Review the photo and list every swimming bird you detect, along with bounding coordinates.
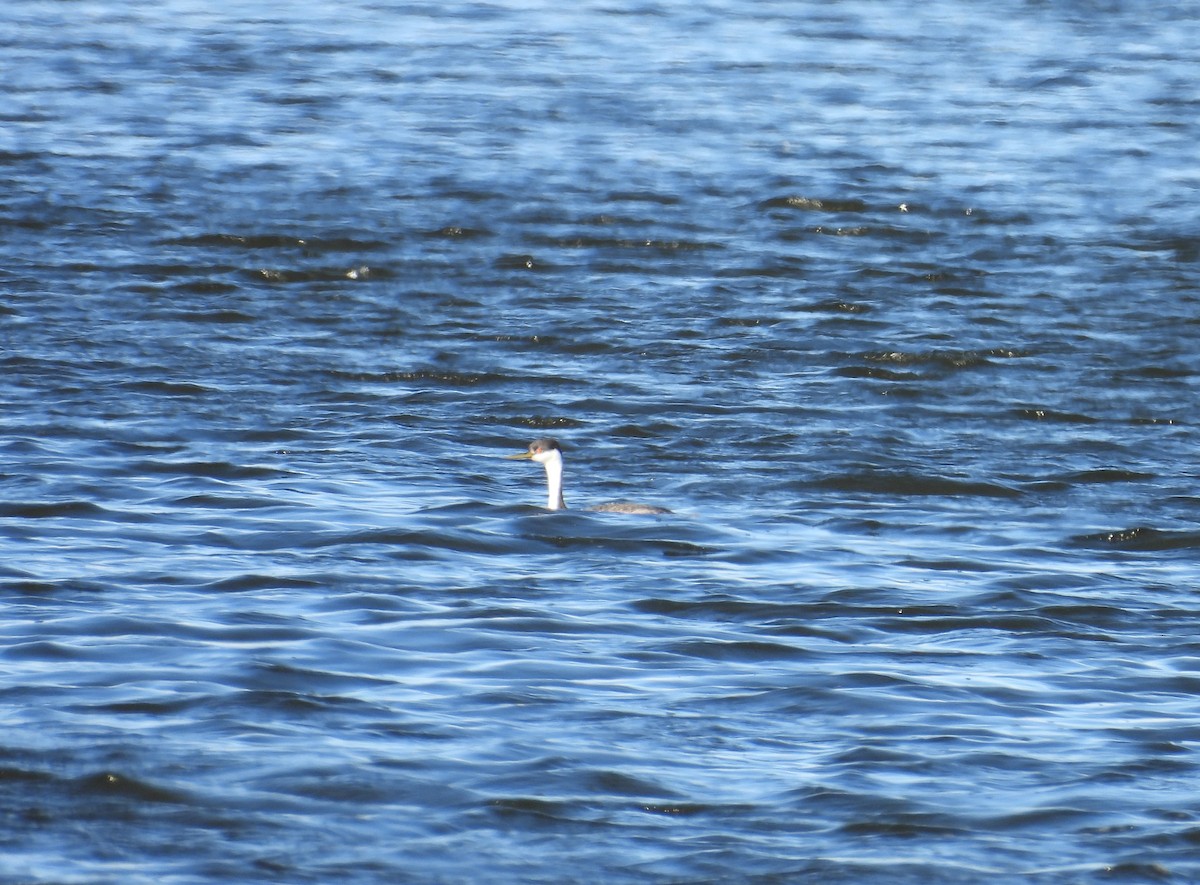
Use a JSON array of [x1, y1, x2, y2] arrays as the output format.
[[507, 437, 670, 514]]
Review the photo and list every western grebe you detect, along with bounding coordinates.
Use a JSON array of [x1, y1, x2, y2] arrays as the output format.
[[507, 438, 671, 514]]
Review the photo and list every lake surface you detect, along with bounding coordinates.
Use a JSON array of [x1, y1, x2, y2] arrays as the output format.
[[2, 1, 1199, 881]]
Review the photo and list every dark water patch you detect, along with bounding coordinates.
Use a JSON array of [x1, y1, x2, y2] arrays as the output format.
[[714, 314, 785, 328], [870, 611, 1116, 643], [77, 695, 209, 718], [1, 579, 109, 595], [1072, 526, 1200, 551], [0, 500, 111, 519], [581, 769, 682, 801], [529, 232, 722, 254], [329, 368, 510, 387], [840, 813, 967, 839], [521, 530, 716, 558], [1123, 234, 1200, 263], [712, 256, 807, 278], [494, 253, 557, 272], [834, 364, 922, 381], [815, 471, 1023, 499], [795, 224, 873, 238], [4, 640, 86, 661], [155, 309, 258, 324], [235, 660, 394, 697], [423, 224, 493, 239], [603, 190, 681, 205], [306, 527, 517, 556], [898, 557, 1005, 573], [249, 265, 384, 284], [6, 612, 317, 657], [631, 597, 855, 638], [100, 261, 226, 280], [251, 765, 445, 807], [795, 298, 873, 314], [1098, 861, 1176, 882], [215, 688, 376, 719], [861, 349, 1026, 371], [133, 459, 288, 481], [166, 233, 388, 252], [0, 150, 44, 164], [985, 805, 1103, 832], [434, 604, 607, 634], [663, 638, 813, 662], [1126, 364, 1195, 381], [1061, 468, 1155, 484], [168, 278, 242, 295], [173, 494, 286, 510], [0, 212, 54, 232], [698, 682, 845, 714], [1015, 407, 1100, 423], [74, 771, 193, 806], [480, 332, 597, 355], [201, 573, 326, 592], [1129, 415, 1185, 427], [119, 380, 217, 396], [484, 796, 589, 825], [604, 422, 679, 440], [759, 195, 869, 213]]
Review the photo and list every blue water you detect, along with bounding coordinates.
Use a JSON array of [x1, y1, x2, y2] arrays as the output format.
[[2, 1, 1199, 882]]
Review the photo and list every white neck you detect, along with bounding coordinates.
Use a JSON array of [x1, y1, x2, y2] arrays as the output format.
[[542, 449, 566, 510]]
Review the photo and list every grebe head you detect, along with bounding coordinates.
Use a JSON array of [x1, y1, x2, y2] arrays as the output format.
[[506, 437, 563, 465], [508, 438, 566, 510]]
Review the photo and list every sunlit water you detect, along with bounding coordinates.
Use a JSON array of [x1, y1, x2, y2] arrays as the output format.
[[2, 1, 1199, 882]]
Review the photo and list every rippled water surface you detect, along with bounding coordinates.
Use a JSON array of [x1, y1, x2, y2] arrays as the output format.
[[3, 1, 1199, 882]]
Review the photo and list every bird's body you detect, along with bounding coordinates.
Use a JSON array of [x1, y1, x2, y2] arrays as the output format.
[[590, 500, 670, 514], [507, 438, 670, 514]]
